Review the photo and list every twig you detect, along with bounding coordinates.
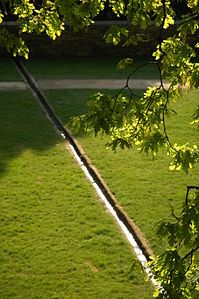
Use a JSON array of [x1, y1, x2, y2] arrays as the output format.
[[162, 90, 175, 151], [186, 185, 199, 205], [126, 61, 157, 85], [182, 246, 199, 262]]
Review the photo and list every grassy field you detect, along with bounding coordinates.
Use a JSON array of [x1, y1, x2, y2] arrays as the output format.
[[1, 57, 198, 297], [45, 88, 199, 255], [0, 91, 153, 298], [25, 56, 159, 80]]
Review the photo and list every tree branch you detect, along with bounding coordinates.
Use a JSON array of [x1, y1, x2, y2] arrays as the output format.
[[182, 246, 199, 262], [186, 185, 199, 206], [157, 0, 167, 58]]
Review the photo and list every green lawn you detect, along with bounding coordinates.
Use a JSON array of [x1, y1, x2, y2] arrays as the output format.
[[0, 91, 153, 298], [45, 88, 199, 255], [1, 57, 198, 297], [25, 56, 159, 80]]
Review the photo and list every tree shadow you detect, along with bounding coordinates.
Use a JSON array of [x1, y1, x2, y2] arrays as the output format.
[[0, 90, 61, 176], [45, 89, 94, 125]]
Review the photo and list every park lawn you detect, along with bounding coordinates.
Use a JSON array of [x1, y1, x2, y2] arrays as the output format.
[[25, 56, 159, 80], [0, 90, 153, 299], [45, 88, 199, 255]]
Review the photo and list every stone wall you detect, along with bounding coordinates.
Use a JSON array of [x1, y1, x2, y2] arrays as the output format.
[[24, 23, 158, 58], [1, 22, 164, 58]]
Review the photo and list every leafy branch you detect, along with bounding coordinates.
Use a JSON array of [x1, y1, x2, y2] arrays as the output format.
[[186, 186, 199, 205], [149, 189, 199, 299], [71, 0, 199, 173]]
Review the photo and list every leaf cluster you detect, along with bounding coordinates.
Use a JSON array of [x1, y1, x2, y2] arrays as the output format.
[[70, 1, 199, 173], [149, 190, 199, 299], [72, 80, 199, 172]]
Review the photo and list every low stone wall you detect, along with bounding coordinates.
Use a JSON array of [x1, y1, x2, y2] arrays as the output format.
[[1, 22, 164, 58], [24, 23, 158, 58]]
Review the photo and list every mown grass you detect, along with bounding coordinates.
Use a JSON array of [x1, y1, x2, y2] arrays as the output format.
[[46, 88, 199, 255], [0, 91, 153, 298], [25, 56, 159, 80]]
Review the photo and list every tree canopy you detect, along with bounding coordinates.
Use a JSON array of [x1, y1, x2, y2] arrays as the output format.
[[0, 1, 199, 298]]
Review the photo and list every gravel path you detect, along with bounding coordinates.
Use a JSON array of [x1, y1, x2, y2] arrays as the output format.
[[0, 79, 169, 91]]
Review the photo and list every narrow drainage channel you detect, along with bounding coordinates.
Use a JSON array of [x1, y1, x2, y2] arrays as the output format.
[[13, 56, 157, 287]]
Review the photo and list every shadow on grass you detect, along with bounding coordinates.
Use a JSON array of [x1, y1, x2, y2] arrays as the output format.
[[0, 57, 22, 81], [0, 90, 60, 175], [0, 88, 114, 177], [0, 88, 145, 175], [46, 89, 97, 125], [25, 56, 159, 80]]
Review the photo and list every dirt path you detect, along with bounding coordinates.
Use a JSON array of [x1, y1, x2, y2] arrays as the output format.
[[0, 79, 169, 91]]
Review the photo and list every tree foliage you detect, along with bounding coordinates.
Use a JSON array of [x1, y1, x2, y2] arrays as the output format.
[[0, 1, 199, 297], [149, 188, 199, 298], [71, 0, 199, 174]]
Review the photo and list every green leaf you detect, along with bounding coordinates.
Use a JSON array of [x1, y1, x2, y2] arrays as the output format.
[[0, 11, 3, 24], [117, 58, 134, 70], [104, 25, 129, 45]]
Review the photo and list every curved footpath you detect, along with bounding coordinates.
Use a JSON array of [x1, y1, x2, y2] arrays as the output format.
[[0, 79, 169, 90]]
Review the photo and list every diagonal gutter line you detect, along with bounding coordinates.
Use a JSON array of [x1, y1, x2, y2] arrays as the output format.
[[13, 56, 158, 287]]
